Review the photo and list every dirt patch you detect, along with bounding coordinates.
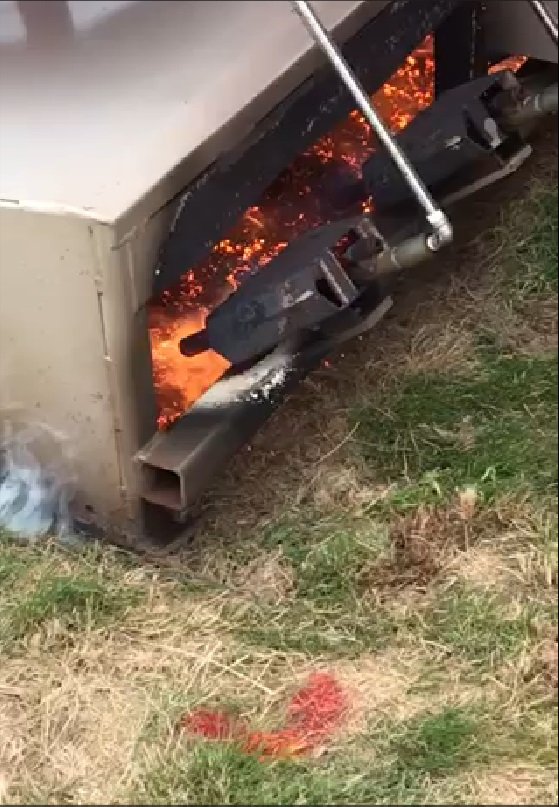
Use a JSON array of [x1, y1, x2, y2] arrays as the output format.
[[515, 631, 559, 694], [233, 551, 295, 604], [453, 537, 557, 597], [365, 507, 448, 590], [304, 464, 389, 514], [450, 545, 514, 589], [361, 489, 482, 593], [538, 637, 559, 691]]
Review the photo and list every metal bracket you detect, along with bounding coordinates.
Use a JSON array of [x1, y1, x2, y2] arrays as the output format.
[[179, 217, 367, 366], [138, 289, 393, 515]]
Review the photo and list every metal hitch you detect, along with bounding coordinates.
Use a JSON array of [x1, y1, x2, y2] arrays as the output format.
[[139, 290, 393, 516], [362, 68, 558, 213], [179, 217, 380, 367]]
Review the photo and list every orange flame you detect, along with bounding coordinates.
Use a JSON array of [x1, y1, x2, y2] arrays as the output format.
[[148, 40, 524, 429]]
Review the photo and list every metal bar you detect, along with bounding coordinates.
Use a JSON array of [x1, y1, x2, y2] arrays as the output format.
[[434, 2, 487, 97], [530, 0, 559, 43], [290, 0, 453, 250]]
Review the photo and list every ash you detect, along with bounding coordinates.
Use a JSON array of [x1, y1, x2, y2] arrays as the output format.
[[248, 366, 287, 402], [197, 349, 292, 409]]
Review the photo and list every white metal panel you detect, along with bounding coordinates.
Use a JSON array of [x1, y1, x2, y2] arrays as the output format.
[[0, 0, 383, 223]]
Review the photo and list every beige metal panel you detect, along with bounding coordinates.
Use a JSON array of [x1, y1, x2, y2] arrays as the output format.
[[482, 1, 558, 64], [86, 201, 193, 526], [0, 204, 126, 527], [0, 0, 385, 224], [90, 218, 161, 522]]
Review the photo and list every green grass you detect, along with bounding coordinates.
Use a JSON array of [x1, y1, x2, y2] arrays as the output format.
[[503, 183, 558, 297], [132, 683, 558, 805], [234, 596, 399, 657], [1, 575, 131, 644], [354, 353, 557, 503], [353, 176, 558, 509], [418, 583, 541, 665], [136, 742, 353, 806], [387, 707, 482, 778], [0, 540, 143, 652], [260, 516, 390, 604], [0, 540, 29, 586], [134, 705, 485, 806]]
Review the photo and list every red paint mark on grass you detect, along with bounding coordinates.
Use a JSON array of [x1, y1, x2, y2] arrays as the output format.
[[179, 709, 244, 740], [179, 672, 348, 759], [288, 672, 347, 738], [242, 727, 312, 758]]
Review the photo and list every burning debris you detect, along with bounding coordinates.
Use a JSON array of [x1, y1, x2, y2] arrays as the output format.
[[0, 414, 76, 543], [149, 39, 436, 429], [148, 39, 527, 430]]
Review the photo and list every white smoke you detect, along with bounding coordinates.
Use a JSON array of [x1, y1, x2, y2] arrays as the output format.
[[0, 410, 77, 543]]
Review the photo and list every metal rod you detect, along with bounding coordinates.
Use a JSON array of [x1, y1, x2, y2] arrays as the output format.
[[290, 0, 453, 249], [529, 0, 558, 43]]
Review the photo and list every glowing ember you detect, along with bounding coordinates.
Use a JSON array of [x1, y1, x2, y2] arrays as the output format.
[[148, 39, 524, 429], [148, 38, 434, 428], [180, 672, 348, 760]]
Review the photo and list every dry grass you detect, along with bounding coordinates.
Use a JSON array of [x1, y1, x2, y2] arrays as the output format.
[[474, 764, 558, 806], [0, 128, 557, 805], [430, 763, 558, 806], [0, 592, 305, 803]]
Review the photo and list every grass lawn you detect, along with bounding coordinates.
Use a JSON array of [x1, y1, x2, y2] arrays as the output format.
[[0, 130, 557, 805]]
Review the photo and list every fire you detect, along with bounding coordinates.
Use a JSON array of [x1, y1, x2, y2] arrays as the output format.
[[147, 307, 229, 421], [148, 39, 524, 429]]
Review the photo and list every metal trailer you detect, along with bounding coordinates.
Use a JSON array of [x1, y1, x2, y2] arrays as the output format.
[[0, 1, 557, 544]]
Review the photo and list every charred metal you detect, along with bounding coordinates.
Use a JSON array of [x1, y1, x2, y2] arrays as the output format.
[[139, 63, 557, 528]]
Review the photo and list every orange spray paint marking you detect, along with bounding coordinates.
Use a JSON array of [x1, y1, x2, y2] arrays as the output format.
[[180, 672, 348, 760], [242, 728, 312, 759]]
